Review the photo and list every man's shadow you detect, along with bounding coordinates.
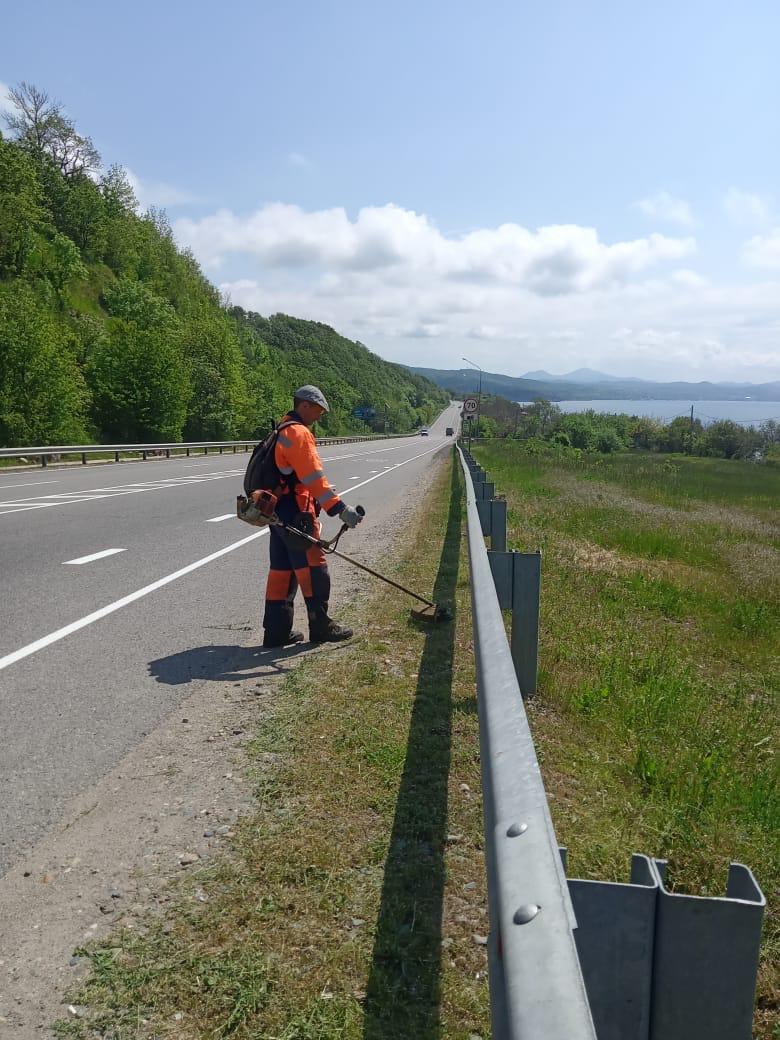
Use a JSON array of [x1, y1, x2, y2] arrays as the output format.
[[148, 640, 310, 685], [362, 460, 463, 1040]]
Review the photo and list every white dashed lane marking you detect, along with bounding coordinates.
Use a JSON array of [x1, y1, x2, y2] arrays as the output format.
[[206, 513, 235, 523], [63, 548, 127, 566]]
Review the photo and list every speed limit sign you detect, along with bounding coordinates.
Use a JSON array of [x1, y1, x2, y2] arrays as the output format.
[[463, 398, 478, 414]]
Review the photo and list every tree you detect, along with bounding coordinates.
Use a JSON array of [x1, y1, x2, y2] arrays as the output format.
[[180, 315, 250, 439], [0, 282, 88, 445], [59, 174, 108, 259], [46, 231, 88, 294], [86, 321, 190, 441], [4, 82, 101, 178], [100, 165, 140, 273], [0, 137, 46, 277], [102, 277, 177, 328]]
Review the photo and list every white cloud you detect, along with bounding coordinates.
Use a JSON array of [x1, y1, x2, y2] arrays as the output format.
[[288, 151, 310, 168], [125, 168, 199, 210], [635, 191, 694, 228], [175, 202, 694, 296], [215, 265, 780, 382], [723, 188, 772, 227], [671, 268, 708, 288], [171, 200, 780, 381], [741, 229, 780, 269]]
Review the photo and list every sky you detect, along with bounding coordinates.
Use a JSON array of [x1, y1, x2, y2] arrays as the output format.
[[3, 0, 780, 384]]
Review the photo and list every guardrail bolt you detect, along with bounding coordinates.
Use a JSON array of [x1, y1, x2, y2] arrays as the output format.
[[506, 822, 528, 837], [513, 904, 541, 924]]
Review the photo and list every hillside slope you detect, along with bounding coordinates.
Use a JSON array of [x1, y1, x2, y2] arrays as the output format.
[[0, 87, 446, 447]]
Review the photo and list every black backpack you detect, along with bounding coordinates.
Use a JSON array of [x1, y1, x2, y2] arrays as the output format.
[[243, 418, 301, 497]]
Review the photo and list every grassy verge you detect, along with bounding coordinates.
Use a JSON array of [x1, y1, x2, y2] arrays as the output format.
[[55, 452, 491, 1039], [474, 442, 779, 1037]]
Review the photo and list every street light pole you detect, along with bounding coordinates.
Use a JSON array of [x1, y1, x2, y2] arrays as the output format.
[[462, 356, 483, 439]]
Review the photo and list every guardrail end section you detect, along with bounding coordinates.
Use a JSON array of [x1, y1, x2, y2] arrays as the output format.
[[648, 859, 765, 1040]]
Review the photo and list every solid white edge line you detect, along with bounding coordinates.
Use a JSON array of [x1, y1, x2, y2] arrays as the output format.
[[205, 513, 235, 523], [0, 436, 450, 672], [63, 548, 127, 566], [0, 529, 269, 672]]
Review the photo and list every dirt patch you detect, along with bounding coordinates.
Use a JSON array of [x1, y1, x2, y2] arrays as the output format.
[[0, 460, 439, 1037], [557, 533, 700, 585], [551, 473, 780, 538]]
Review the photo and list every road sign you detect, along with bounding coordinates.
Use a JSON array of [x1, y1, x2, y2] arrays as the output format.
[[463, 398, 478, 414]]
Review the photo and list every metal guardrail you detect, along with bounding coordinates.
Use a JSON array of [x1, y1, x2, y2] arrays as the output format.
[[0, 432, 416, 468], [458, 444, 597, 1039], [459, 444, 766, 1040]]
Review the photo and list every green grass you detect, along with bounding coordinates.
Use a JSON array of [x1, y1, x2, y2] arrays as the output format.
[[476, 441, 779, 1036], [556, 449, 780, 512]]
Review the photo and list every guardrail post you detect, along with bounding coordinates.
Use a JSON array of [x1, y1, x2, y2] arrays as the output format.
[[142, 450, 147, 461], [166, 448, 170, 459], [491, 499, 507, 552], [476, 499, 491, 536], [204, 446, 208, 455], [81, 453, 87, 465], [562, 851, 658, 1040], [186, 447, 190, 456], [40, 455, 47, 468], [511, 551, 541, 698], [114, 451, 119, 462]]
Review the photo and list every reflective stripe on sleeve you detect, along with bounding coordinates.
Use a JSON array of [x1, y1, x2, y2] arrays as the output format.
[[317, 488, 338, 506], [279, 465, 294, 475], [278, 432, 294, 447], [300, 469, 324, 486]]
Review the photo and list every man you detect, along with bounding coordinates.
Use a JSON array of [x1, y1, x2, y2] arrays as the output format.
[[256, 385, 363, 647]]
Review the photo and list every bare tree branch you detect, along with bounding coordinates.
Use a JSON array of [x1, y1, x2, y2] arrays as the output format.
[[4, 81, 101, 177]]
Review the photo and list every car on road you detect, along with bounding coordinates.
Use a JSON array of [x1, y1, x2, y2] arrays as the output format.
[[419, 427, 429, 436], [445, 427, 454, 436]]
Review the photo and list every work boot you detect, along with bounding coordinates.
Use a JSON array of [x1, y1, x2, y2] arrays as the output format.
[[309, 620, 353, 643], [262, 630, 304, 648]]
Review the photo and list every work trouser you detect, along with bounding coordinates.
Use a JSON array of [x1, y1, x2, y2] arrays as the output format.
[[263, 491, 331, 640]]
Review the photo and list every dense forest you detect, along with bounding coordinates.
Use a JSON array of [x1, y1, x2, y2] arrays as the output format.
[[469, 394, 780, 461], [0, 83, 447, 448]]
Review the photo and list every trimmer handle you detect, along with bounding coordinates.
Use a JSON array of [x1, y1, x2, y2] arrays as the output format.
[[330, 505, 366, 548]]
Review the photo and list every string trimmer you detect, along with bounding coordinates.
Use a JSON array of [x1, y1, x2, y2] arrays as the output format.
[[237, 492, 451, 623]]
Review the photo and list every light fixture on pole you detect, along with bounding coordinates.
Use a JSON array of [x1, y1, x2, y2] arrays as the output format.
[[462, 356, 483, 438]]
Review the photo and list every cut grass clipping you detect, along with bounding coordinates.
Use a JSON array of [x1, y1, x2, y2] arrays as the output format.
[[474, 442, 779, 1039], [55, 453, 491, 1039]]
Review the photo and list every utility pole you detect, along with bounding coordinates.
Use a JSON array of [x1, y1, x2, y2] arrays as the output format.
[[690, 404, 694, 430], [462, 356, 483, 438]]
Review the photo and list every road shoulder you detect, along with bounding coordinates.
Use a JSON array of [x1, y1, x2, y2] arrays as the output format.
[[0, 450, 450, 1037]]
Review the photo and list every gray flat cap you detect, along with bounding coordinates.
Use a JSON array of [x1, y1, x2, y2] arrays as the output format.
[[294, 384, 330, 412]]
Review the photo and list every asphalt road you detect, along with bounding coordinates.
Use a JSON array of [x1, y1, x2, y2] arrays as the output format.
[[0, 404, 461, 875]]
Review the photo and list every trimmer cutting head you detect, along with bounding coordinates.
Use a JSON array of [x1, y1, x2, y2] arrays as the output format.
[[410, 603, 453, 624]]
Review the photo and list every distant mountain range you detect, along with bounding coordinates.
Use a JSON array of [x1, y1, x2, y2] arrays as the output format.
[[407, 367, 780, 402]]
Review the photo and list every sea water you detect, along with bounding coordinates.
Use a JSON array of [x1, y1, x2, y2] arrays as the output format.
[[536, 400, 780, 426]]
